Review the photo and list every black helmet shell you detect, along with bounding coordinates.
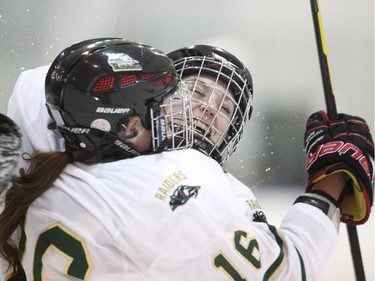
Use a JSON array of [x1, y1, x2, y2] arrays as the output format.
[[46, 38, 178, 157]]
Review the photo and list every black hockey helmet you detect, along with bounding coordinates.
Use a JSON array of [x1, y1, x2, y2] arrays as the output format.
[[167, 45, 253, 163], [45, 38, 179, 158]]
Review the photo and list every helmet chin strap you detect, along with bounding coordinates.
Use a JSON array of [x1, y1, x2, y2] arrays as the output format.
[[153, 137, 171, 153], [191, 136, 222, 163], [88, 128, 141, 157]]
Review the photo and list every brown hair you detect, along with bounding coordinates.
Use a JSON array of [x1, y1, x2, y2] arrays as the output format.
[[0, 150, 104, 277]]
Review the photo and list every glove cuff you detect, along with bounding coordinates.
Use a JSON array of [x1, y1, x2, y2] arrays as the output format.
[[294, 191, 340, 231]]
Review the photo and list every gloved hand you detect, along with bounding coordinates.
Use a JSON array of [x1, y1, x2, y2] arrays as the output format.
[[0, 113, 22, 188], [304, 110, 374, 225]]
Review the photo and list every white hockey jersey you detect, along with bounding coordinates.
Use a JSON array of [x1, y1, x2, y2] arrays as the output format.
[[2, 149, 337, 281]]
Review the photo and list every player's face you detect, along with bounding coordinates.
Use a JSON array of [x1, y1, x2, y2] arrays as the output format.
[[183, 73, 235, 147]]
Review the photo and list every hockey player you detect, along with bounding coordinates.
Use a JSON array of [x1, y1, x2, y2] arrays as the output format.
[[0, 39, 373, 281], [0, 38, 185, 280], [169, 45, 373, 224]]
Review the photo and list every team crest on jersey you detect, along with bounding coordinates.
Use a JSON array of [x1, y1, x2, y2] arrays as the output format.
[[253, 210, 267, 223], [169, 185, 201, 211], [107, 53, 142, 72]]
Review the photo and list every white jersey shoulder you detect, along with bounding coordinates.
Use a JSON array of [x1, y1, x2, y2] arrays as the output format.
[[7, 65, 64, 171]]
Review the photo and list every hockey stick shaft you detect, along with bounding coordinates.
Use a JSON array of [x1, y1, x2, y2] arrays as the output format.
[[309, 1, 366, 281], [309, 0, 337, 120], [347, 225, 366, 281]]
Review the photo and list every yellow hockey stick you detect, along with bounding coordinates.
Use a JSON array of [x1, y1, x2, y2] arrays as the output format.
[[309, 1, 366, 280]]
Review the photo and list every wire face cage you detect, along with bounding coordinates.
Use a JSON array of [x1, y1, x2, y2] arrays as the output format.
[[167, 57, 251, 163], [153, 56, 252, 163], [152, 82, 194, 153]]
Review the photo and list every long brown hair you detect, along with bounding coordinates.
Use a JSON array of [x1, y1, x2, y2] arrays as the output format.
[[0, 150, 104, 277]]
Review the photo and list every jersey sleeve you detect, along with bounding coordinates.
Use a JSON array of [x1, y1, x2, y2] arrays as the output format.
[[279, 202, 338, 280]]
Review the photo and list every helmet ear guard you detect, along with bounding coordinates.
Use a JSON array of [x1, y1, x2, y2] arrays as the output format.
[[167, 45, 253, 163]]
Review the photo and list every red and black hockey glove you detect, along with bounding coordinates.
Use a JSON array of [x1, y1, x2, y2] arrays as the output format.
[[304, 111, 374, 225]]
